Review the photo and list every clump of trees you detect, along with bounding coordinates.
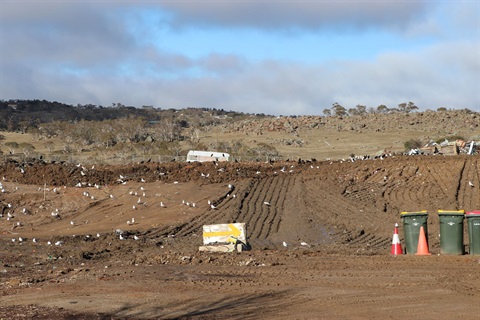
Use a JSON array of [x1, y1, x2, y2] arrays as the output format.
[[323, 102, 419, 117]]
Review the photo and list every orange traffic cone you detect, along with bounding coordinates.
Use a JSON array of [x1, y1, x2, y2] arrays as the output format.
[[391, 223, 403, 255], [416, 226, 431, 255]]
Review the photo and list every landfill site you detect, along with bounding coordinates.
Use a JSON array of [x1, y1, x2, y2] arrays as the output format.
[[1, 154, 480, 319]]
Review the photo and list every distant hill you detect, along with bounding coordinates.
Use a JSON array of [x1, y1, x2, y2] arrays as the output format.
[[1, 99, 479, 162]]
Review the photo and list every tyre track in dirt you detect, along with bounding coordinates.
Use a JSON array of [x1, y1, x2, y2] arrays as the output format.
[[257, 174, 292, 239], [234, 175, 292, 248], [457, 158, 480, 211]]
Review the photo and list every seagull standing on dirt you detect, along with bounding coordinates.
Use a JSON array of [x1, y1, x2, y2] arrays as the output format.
[[210, 204, 217, 210], [469, 181, 474, 188], [283, 241, 288, 247], [160, 202, 166, 208], [263, 201, 271, 206]]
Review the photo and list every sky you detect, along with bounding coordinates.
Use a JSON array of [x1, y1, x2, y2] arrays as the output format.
[[0, 1, 479, 116]]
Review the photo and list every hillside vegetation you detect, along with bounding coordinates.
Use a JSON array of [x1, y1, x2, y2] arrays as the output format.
[[1, 100, 479, 163]]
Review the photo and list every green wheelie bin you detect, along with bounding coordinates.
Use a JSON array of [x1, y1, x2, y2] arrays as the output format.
[[438, 210, 465, 255], [400, 211, 429, 254], [466, 211, 480, 255]]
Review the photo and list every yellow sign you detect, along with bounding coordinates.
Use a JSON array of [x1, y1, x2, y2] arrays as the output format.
[[202, 223, 246, 245]]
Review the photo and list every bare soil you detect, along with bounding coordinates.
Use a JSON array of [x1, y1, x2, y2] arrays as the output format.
[[1, 156, 480, 319]]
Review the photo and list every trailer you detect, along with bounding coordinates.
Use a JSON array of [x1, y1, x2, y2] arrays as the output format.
[[186, 150, 230, 162]]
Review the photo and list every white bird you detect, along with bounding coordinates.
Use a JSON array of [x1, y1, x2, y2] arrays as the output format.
[[228, 184, 233, 189], [263, 201, 271, 206], [47, 241, 52, 245], [160, 202, 166, 208], [300, 242, 309, 246], [55, 241, 63, 246], [80, 171, 86, 176], [469, 181, 474, 187], [11, 238, 15, 242], [283, 241, 288, 247], [129, 190, 134, 195], [32, 238, 37, 243], [134, 235, 139, 240], [207, 200, 211, 205], [119, 175, 125, 180], [140, 186, 145, 191], [70, 221, 75, 226], [141, 178, 145, 183], [192, 203, 196, 208], [137, 197, 142, 204], [119, 234, 125, 240], [91, 196, 95, 200], [210, 204, 217, 210], [110, 194, 114, 198], [132, 205, 137, 210], [22, 208, 27, 214], [18, 237, 23, 242], [96, 233, 100, 238]]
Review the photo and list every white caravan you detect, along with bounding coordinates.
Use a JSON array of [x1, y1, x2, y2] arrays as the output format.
[[186, 150, 230, 162]]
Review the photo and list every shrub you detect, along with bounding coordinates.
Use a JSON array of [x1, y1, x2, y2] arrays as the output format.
[[404, 139, 422, 150], [435, 135, 466, 144]]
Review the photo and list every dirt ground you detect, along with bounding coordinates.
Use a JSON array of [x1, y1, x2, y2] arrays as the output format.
[[1, 155, 480, 319]]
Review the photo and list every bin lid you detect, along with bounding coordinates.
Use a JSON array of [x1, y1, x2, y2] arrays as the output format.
[[466, 210, 480, 217], [438, 210, 465, 216], [400, 210, 428, 216]]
